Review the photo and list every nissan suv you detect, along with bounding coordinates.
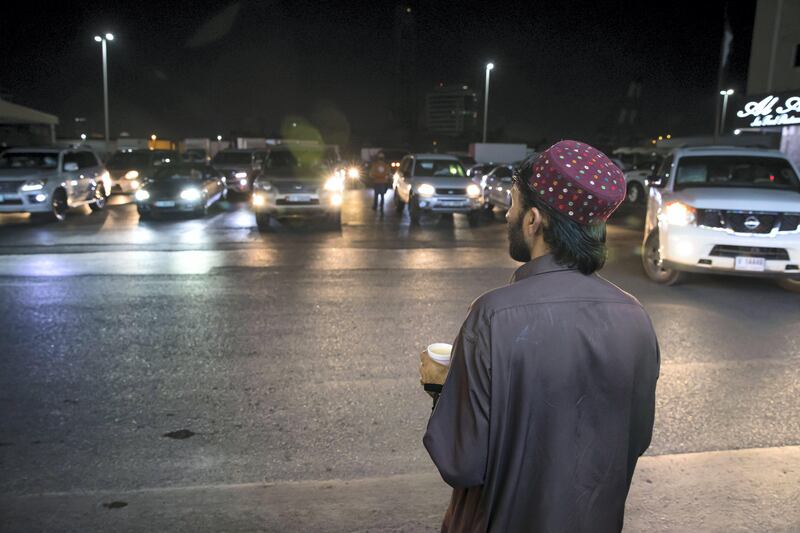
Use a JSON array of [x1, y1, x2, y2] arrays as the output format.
[[641, 146, 800, 292], [0, 147, 109, 222], [392, 154, 483, 225]]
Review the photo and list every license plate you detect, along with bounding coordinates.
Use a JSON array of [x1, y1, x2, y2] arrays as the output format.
[[735, 256, 766, 272], [155, 200, 175, 207], [440, 201, 464, 207], [286, 195, 311, 203]]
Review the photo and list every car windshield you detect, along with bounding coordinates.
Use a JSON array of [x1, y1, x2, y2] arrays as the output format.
[[107, 152, 151, 169], [263, 149, 326, 175], [212, 152, 252, 165], [414, 160, 465, 177], [0, 152, 59, 169], [152, 166, 208, 180], [674, 156, 800, 191]]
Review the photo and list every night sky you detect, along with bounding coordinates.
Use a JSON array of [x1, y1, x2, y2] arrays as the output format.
[[1, 0, 756, 149]]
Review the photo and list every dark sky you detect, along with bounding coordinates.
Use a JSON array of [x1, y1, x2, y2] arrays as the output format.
[[1, 0, 756, 148]]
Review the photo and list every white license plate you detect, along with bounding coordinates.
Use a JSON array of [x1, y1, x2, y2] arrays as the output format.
[[286, 195, 311, 203], [735, 256, 766, 272], [155, 200, 175, 207]]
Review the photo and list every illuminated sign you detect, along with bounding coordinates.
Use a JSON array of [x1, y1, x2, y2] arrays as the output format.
[[736, 94, 800, 127]]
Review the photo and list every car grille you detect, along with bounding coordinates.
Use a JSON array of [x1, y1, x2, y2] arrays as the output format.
[[276, 198, 320, 206], [709, 245, 790, 261], [0, 181, 23, 194], [696, 209, 800, 233], [0, 198, 23, 205], [435, 188, 467, 195]]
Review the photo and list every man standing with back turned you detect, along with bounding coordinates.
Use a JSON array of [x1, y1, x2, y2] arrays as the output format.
[[420, 140, 659, 532]]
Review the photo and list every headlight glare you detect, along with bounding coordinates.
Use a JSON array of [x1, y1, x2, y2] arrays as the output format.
[[324, 175, 345, 192], [663, 202, 696, 226], [417, 183, 435, 196], [180, 188, 202, 201], [467, 184, 481, 198], [134, 189, 150, 202], [347, 167, 360, 179], [21, 180, 45, 192], [125, 170, 139, 180]]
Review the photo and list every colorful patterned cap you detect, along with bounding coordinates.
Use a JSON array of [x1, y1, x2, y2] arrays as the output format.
[[520, 140, 625, 224]]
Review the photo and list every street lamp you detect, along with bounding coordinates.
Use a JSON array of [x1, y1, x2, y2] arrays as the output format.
[[93, 33, 114, 146], [719, 89, 734, 137], [483, 62, 494, 143]]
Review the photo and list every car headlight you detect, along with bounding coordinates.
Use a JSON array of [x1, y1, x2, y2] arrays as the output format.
[[662, 201, 696, 226], [131, 180, 140, 190], [235, 172, 248, 179], [180, 188, 202, 201], [417, 183, 435, 196], [134, 189, 150, 202], [125, 170, 139, 180], [347, 166, 360, 179], [20, 179, 46, 192], [467, 184, 481, 198], [252, 192, 267, 207], [324, 175, 345, 192]]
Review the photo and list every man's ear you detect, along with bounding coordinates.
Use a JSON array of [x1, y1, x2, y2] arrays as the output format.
[[525, 206, 544, 237]]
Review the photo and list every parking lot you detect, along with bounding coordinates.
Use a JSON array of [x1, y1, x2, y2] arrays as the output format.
[[0, 189, 798, 531]]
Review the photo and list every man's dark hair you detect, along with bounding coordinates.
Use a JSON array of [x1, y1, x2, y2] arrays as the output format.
[[517, 179, 608, 275]]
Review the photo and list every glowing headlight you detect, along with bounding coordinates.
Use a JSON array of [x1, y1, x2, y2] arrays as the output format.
[[347, 167, 360, 179], [131, 180, 140, 190], [180, 188, 202, 201], [467, 184, 481, 198], [134, 189, 150, 202], [35, 193, 47, 202], [324, 175, 345, 192], [417, 183, 435, 196], [125, 170, 139, 180], [331, 193, 343, 207], [239, 178, 248, 187], [252, 193, 267, 207], [662, 202, 696, 226], [235, 172, 248, 179], [20, 180, 45, 192]]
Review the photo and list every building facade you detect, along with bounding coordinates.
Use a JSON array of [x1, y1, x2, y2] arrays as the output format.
[[424, 84, 479, 138]]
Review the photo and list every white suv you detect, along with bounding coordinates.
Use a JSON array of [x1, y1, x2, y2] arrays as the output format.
[[642, 146, 800, 292]]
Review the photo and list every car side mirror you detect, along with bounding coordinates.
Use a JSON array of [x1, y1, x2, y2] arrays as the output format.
[[63, 162, 79, 172], [645, 175, 664, 188]]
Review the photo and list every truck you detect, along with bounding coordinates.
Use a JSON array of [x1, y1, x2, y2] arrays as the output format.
[[469, 143, 528, 164]]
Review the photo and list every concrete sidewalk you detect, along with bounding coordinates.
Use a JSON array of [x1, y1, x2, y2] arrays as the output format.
[[2, 446, 798, 532]]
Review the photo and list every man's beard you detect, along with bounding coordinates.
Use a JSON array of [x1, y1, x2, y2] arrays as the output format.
[[508, 215, 532, 263]]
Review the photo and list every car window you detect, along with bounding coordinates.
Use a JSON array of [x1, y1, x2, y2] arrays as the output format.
[[212, 152, 253, 165], [413, 160, 465, 177], [0, 152, 59, 169], [62, 152, 78, 170], [152, 166, 206, 180], [494, 166, 513, 178], [107, 152, 151, 169], [76, 152, 98, 169], [674, 156, 800, 191]]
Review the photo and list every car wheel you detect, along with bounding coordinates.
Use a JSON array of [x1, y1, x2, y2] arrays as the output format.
[[641, 231, 683, 285], [329, 211, 342, 229], [255, 212, 272, 232], [47, 189, 68, 222], [409, 195, 421, 225], [776, 277, 800, 293], [467, 210, 481, 227], [394, 188, 405, 214], [89, 185, 106, 212], [484, 194, 494, 212], [137, 207, 151, 220], [627, 182, 645, 204]]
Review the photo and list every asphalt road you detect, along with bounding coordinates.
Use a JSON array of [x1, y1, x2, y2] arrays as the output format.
[[0, 189, 798, 530]]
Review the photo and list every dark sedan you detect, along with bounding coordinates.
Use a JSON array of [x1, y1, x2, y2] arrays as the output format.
[[134, 164, 226, 219]]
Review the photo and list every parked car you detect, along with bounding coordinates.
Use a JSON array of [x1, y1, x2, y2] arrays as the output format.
[[641, 146, 800, 292], [466, 162, 496, 182], [482, 165, 515, 212], [106, 149, 178, 193], [251, 145, 344, 231], [182, 148, 209, 163], [618, 156, 661, 204], [211, 149, 267, 195], [0, 147, 108, 221], [392, 154, 483, 225], [134, 163, 226, 219]]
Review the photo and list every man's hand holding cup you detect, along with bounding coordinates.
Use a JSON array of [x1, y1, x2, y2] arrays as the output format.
[[420, 343, 452, 403]]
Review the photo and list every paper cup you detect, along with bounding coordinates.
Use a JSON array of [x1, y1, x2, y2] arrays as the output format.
[[427, 343, 453, 367]]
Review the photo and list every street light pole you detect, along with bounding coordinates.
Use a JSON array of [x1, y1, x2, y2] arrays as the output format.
[[94, 33, 114, 147], [719, 89, 734, 138], [483, 62, 494, 143]]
